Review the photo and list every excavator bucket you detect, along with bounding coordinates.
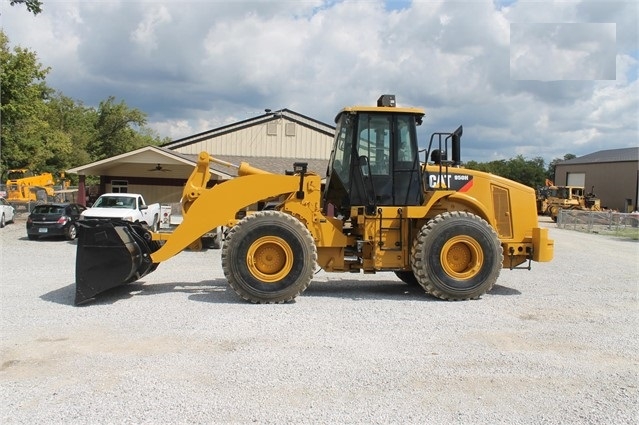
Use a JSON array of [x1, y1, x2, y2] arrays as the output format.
[[74, 220, 159, 305]]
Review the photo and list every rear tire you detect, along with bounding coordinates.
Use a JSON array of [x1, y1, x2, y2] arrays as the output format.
[[411, 211, 502, 300], [222, 211, 317, 303], [65, 224, 78, 240]]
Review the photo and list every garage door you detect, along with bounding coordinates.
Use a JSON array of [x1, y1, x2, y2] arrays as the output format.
[[567, 172, 585, 187]]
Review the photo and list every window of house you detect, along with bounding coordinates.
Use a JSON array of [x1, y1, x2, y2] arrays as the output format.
[[111, 180, 128, 193], [285, 122, 296, 137]]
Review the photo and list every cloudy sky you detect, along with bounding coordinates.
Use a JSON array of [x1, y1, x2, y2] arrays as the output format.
[[2, 0, 637, 164]]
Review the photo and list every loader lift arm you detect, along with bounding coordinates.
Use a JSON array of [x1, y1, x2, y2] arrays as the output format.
[[153, 151, 310, 262]]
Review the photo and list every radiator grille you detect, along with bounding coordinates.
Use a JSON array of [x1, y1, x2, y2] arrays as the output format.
[[492, 185, 512, 238]]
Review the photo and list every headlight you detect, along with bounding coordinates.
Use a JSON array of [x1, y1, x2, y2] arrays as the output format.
[[122, 216, 133, 222]]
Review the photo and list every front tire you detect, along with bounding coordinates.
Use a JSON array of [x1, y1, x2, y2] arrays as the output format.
[[411, 211, 502, 300], [0, 213, 5, 228], [222, 211, 317, 303]]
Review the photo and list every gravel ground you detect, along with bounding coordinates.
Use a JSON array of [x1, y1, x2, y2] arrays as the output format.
[[1, 215, 637, 424]]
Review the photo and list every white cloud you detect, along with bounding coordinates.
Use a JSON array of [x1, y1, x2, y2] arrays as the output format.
[[131, 5, 172, 54], [1, 0, 637, 165]]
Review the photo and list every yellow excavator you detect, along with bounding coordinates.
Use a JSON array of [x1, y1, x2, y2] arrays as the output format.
[[75, 95, 554, 304]]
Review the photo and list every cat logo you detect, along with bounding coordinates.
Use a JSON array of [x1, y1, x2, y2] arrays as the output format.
[[429, 175, 451, 188], [428, 173, 474, 191]]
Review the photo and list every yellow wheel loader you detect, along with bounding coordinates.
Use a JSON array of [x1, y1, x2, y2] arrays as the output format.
[[75, 95, 554, 305]]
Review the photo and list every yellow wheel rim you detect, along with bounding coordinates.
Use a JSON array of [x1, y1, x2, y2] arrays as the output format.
[[246, 236, 293, 283], [440, 236, 484, 280]]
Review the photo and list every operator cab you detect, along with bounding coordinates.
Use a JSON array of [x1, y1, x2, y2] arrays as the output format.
[[323, 95, 425, 216]]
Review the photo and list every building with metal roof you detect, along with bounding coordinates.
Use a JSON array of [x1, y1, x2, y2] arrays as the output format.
[[554, 147, 638, 212]]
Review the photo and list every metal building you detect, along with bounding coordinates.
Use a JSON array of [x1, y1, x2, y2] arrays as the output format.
[[165, 109, 334, 159], [554, 147, 639, 212]]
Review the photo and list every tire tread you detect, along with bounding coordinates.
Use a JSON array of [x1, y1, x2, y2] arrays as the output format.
[[411, 211, 502, 301]]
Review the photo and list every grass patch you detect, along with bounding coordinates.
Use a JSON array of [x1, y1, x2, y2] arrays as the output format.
[[597, 227, 639, 240]]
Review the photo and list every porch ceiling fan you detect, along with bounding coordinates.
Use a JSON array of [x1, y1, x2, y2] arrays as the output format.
[[148, 163, 171, 172]]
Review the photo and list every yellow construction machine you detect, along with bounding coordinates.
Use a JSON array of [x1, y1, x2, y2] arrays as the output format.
[[5, 169, 56, 204], [538, 180, 602, 222], [4, 169, 70, 208], [75, 95, 554, 304]]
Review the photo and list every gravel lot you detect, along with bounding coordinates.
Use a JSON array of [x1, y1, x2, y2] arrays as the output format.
[[1, 215, 637, 424]]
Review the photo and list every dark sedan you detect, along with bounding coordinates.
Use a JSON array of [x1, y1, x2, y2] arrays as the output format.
[[26, 203, 87, 240]]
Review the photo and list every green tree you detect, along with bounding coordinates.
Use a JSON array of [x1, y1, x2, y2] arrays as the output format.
[[87, 96, 163, 160], [465, 155, 547, 188], [0, 31, 52, 174], [8, 0, 43, 15], [43, 93, 96, 172], [506, 155, 546, 189]]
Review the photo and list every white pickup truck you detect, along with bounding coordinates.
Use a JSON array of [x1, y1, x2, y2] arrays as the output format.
[[81, 193, 161, 230]]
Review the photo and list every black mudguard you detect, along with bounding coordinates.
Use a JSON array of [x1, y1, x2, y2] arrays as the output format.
[[75, 220, 160, 305]]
